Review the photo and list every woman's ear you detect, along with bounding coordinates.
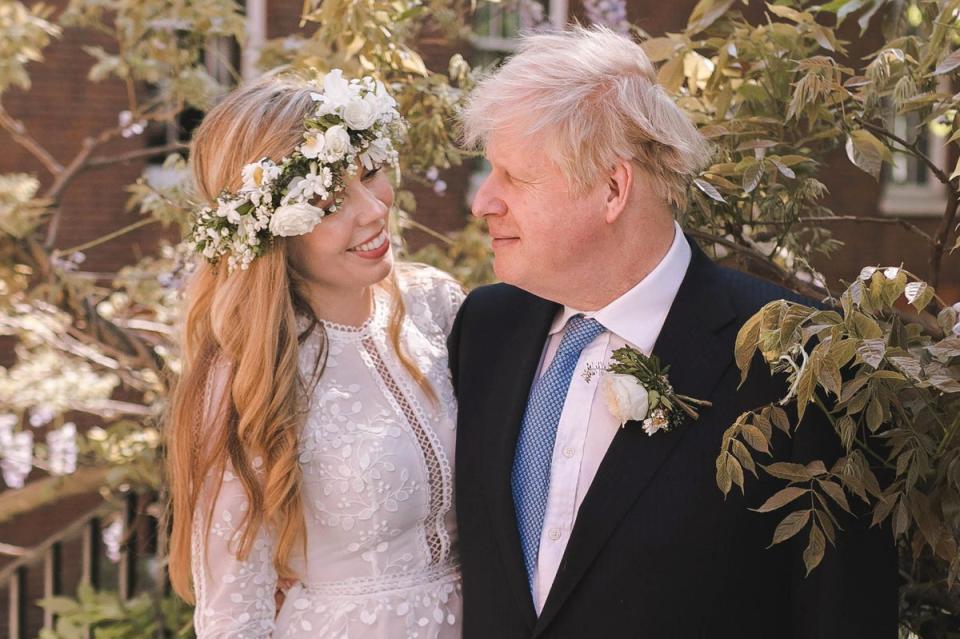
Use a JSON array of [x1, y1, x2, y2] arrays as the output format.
[[604, 159, 633, 224]]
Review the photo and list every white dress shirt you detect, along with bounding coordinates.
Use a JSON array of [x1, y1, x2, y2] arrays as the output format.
[[530, 222, 692, 613]]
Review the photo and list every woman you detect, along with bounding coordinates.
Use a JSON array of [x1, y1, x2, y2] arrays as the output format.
[[165, 70, 464, 638]]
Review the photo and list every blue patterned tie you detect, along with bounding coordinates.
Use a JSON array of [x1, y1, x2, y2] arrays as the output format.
[[511, 314, 605, 589]]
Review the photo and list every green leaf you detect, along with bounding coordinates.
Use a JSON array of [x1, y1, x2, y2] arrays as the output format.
[[687, 0, 737, 33], [803, 523, 826, 575], [836, 415, 856, 450], [694, 177, 726, 203], [741, 159, 764, 194], [770, 158, 796, 179], [866, 396, 884, 431], [828, 338, 858, 369], [641, 37, 679, 62], [934, 49, 960, 75], [904, 281, 934, 312], [658, 56, 685, 94], [771, 509, 812, 546], [752, 486, 809, 512], [845, 129, 892, 180], [857, 338, 886, 369], [815, 354, 842, 398]]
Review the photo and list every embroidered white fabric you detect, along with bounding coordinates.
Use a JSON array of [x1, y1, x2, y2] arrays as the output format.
[[191, 266, 465, 638]]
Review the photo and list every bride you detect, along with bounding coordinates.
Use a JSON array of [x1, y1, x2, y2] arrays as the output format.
[[165, 70, 464, 638]]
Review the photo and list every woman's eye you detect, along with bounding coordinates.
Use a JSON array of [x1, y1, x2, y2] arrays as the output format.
[[362, 166, 381, 181]]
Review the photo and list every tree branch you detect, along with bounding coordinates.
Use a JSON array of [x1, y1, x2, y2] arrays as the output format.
[[763, 215, 933, 243], [86, 142, 188, 169], [0, 104, 63, 175], [929, 186, 959, 290], [685, 229, 833, 302], [858, 119, 952, 186]]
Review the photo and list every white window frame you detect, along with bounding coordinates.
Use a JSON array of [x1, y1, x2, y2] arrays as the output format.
[[879, 77, 951, 218]]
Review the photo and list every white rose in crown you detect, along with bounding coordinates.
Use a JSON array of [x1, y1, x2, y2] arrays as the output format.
[[601, 372, 650, 427], [343, 95, 379, 130], [323, 125, 352, 161], [269, 202, 325, 237]]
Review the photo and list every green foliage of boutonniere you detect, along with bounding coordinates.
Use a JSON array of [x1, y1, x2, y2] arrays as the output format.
[[586, 346, 712, 435]]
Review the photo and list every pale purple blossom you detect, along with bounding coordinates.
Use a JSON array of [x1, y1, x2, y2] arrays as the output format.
[[583, 0, 630, 35], [1, 429, 33, 488], [47, 422, 78, 476]]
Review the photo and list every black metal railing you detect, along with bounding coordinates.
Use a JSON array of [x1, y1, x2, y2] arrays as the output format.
[[0, 493, 142, 639]]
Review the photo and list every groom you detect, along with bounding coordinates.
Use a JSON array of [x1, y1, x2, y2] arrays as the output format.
[[448, 26, 898, 638]]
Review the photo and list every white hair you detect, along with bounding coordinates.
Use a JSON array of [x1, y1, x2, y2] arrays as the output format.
[[461, 25, 710, 210]]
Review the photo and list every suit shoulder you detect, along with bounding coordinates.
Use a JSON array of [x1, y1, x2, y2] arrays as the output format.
[[462, 282, 532, 314], [710, 262, 820, 317]]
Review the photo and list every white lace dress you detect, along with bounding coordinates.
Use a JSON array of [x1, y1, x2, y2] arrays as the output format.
[[191, 267, 465, 638]]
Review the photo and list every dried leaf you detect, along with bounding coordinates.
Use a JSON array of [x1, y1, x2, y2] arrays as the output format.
[[769, 406, 791, 433], [771, 509, 812, 546], [866, 396, 884, 432], [731, 439, 757, 477], [818, 479, 852, 514], [803, 524, 826, 575], [764, 462, 813, 482], [716, 451, 733, 495], [753, 486, 809, 512], [735, 312, 762, 384], [741, 424, 770, 454]]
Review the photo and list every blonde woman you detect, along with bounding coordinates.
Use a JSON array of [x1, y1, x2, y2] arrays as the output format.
[[165, 71, 464, 638]]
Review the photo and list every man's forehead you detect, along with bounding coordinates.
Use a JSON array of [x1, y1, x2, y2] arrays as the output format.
[[486, 129, 547, 168]]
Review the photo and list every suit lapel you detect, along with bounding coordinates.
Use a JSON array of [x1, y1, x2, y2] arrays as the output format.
[[482, 291, 560, 625], [533, 241, 738, 635]]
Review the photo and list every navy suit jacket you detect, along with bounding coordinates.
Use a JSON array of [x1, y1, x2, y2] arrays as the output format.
[[448, 238, 898, 638]]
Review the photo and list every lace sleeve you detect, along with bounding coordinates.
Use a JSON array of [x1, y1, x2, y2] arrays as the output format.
[[405, 265, 465, 337], [191, 361, 278, 638]]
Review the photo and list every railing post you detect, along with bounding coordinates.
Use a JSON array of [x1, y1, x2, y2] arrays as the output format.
[[81, 517, 101, 588], [43, 541, 63, 629], [118, 493, 136, 600], [8, 566, 26, 639]]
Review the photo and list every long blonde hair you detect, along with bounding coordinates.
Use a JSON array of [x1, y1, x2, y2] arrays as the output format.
[[165, 74, 432, 603]]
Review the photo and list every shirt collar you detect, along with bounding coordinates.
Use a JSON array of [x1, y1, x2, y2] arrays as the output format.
[[549, 221, 692, 350]]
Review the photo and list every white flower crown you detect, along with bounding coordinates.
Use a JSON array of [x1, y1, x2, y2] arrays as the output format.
[[190, 69, 403, 272]]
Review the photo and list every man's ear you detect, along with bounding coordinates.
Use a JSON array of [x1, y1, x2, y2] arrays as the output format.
[[604, 159, 633, 224]]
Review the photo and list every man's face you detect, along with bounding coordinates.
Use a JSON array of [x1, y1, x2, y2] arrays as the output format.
[[471, 129, 607, 299]]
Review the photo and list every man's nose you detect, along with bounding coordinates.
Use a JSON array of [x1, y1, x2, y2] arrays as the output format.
[[471, 176, 507, 218]]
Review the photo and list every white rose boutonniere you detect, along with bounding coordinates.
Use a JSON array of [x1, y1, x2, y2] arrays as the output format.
[[269, 202, 325, 237], [601, 373, 650, 426], [588, 346, 712, 435]]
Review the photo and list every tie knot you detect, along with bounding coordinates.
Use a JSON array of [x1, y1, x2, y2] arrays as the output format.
[[556, 315, 604, 358]]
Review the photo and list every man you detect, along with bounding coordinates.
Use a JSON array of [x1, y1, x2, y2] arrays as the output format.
[[448, 26, 898, 638]]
